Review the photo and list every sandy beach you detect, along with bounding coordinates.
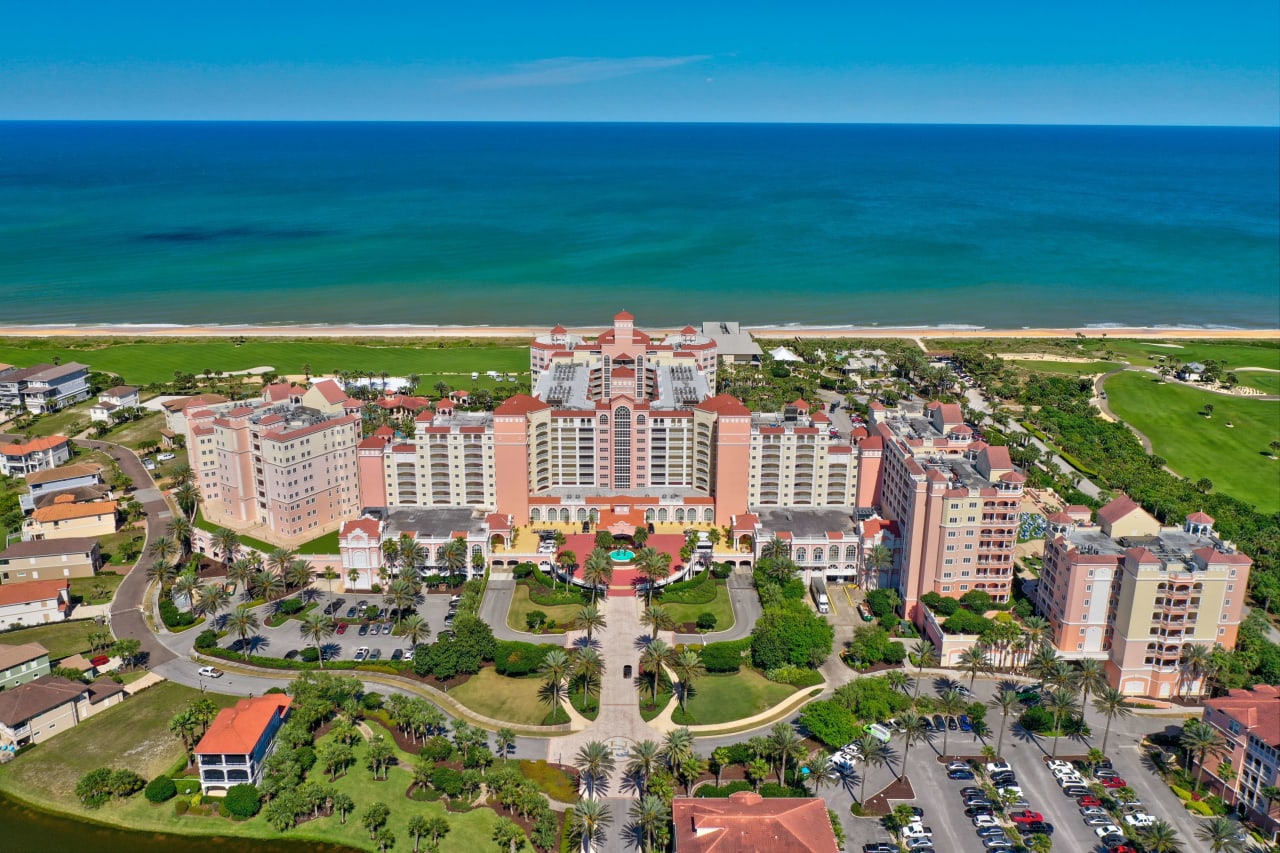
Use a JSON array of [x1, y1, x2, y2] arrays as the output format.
[[0, 324, 1275, 341]]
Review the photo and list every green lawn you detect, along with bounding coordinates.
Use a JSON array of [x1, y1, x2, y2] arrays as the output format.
[[100, 412, 167, 450], [22, 401, 96, 438], [1011, 359, 1121, 376], [68, 571, 125, 605], [505, 582, 578, 633], [298, 529, 341, 554], [673, 668, 798, 726], [0, 684, 515, 852], [659, 580, 735, 632], [1105, 371, 1280, 513], [97, 529, 146, 566], [193, 509, 274, 553], [1091, 339, 1280, 373], [1235, 371, 1280, 395], [0, 619, 102, 660], [448, 666, 560, 726], [0, 338, 530, 386]]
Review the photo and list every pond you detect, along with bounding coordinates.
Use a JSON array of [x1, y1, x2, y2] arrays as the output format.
[[0, 793, 357, 853]]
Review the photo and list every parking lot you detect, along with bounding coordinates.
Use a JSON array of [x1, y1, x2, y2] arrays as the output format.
[[220, 589, 456, 663]]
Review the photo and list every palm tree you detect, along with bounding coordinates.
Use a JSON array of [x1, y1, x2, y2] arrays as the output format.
[[670, 649, 706, 714], [957, 646, 990, 690], [210, 527, 241, 566], [856, 734, 890, 803], [147, 535, 179, 577], [937, 689, 967, 756], [768, 722, 805, 786], [1021, 615, 1050, 654], [193, 583, 231, 621], [864, 542, 893, 589], [990, 690, 1020, 758], [266, 546, 296, 578], [629, 795, 666, 853], [626, 740, 662, 795], [574, 647, 605, 709], [635, 549, 670, 605], [660, 728, 695, 776], [442, 537, 469, 577], [641, 605, 676, 640], [1025, 645, 1060, 682], [1091, 687, 1132, 756], [399, 614, 430, 647], [1074, 657, 1106, 726], [911, 640, 937, 699], [225, 604, 260, 661], [760, 535, 791, 561], [1141, 819, 1183, 853], [299, 612, 336, 668], [572, 604, 607, 641], [1195, 817, 1246, 853], [172, 572, 200, 609], [885, 669, 910, 695], [1179, 642, 1212, 701], [383, 578, 419, 625], [167, 516, 194, 559], [145, 558, 179, 591], [1042, 688, 1079, 759], [284, 558, 314, 592], [639, 640, 673, 706], [1045, 660, 1077, 692], [573, 741, 616, 799], [580, 550, 612, 603], [538, 649, 571, 719], [172, 482, 200, 519], [226, 556, 256, 592], [895, 711, 929, 780], [569, 799, 612, 853], [1181, 718, 1229, 789], [253, 569, 285, 603]]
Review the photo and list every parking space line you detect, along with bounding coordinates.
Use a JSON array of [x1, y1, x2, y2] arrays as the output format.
[[843, 584, 856, 607]]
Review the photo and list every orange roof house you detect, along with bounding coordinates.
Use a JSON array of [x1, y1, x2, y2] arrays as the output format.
[[194, 695, 293, 792], [672, 791, 838, 853]]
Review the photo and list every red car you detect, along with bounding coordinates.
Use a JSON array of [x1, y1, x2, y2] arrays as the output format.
[[1077, 796, 1103, 807], [1010, 810, 1044, 824], [336, 622, 348, 635], [1108, 846, 1138, 853], [1102, 778, 1128, 789]]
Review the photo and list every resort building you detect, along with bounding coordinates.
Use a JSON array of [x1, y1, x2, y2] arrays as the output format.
[[0, 579, 71, 629], [160, 393, 229, 435], [0, 537, 103, 583], [856, 400, 1023, 618], [671, 791, 839, 853], [194, 695, 293, 793], [0, 362, 91, 414], [339, 507, 500, 589], [184, 383, 361, 542], [0, 674, 125, 747], [1035, 500, 1252, 698], [0, 642, 51, 691], [18, 462, 105, 513], [1200, 684, 1280, 839], [0, 435, 72, 477], [89, 384, 140, 422], [22, 498, 118, 541]]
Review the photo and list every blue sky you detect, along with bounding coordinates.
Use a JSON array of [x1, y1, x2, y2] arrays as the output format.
[[3, 1, 1277, 124]]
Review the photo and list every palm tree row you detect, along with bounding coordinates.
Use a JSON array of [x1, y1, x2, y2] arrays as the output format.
[[539, 647, 608, 720]]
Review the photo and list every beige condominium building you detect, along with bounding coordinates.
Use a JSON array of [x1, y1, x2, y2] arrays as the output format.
[[1037, 497, 1252, 699]]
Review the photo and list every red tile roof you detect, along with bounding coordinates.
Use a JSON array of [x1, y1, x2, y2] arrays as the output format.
[[1097, 495, 1141, 525], [614, 309, 635, 321], [672, 792, 838, 853], [341, 518, 381, 538], [551, 324, 567, 334], [2, 435, 69, 457], [195, 695, 293, 755], [494, 395, 550, 417], [310, 379, 348, 404], [1206, 684, 1280, 748], [1186, 511, 1215, 524], [0, 578, 68, 608], [696, 394, 750, 417]]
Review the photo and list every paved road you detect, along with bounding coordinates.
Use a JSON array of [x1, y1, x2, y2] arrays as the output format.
[[674, 569, 760, 644]]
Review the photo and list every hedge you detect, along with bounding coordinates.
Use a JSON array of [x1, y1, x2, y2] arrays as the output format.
[[659, 571, 716, 605], [144, 775, 177, 804], [494, 641, 555, 676], [696, 781, 753, 798], [526, 571, 588, 606], [1185, 798, 1215, 816], [159, 599, 198, 629], [700, 638, 751, 672], [224, 784, 261, 818]]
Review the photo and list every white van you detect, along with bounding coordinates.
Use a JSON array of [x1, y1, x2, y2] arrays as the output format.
[[866, 723, 893, 743]]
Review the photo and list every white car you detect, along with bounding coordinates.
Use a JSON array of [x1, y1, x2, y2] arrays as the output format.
[[1056, 774, 1086, 787], [1046, 759, 1072, 772], [997, 786, 1023, 799], [1124, 813, 1156, 828], [1095, 825, 1124, 840], [972, 815, 998, 828], [157, 452, 176, 461], [197, 666, 223, 678], [901, 822, 932, 839], [985, 762, 1012, 774]]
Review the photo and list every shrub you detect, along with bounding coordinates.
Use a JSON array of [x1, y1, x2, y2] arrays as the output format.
[[695, 781, 753, 798], [881, 642, 907, 665], [696, 612, 717, 631], [362, 692, 384, 711], [659, 571, 716, 605], [959, 590, 993, 612], [865, 588, 898, 619], [1185, 798, 1215, 816], [419, 736, 456, 762], [277, 598, 305, 615], [799, 699, 859, 749], [525, 610, 549, 631], [941, 609, 993, 635], [159, 599, 197, 629], [495, 641, 554, 676], [711, 563, 732, 579], [174, 799, 190, 815], [700, 639, 750, 672], [432, 766, 463, 797], [294, 744, 317, 772], [193, 629, 218, 650], [224, 784, 261, 818], [144, 776, 177, 804], [300, 647, 320, 663], [920, 592, 960, 616], [766, 665, 824, 687], [751, 606, 834, 670], [1019, 706, 1053, 733], [513, 563, 536, 579], [759, 782, 808, 797]]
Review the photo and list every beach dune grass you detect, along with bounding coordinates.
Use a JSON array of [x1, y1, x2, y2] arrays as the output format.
[[0, 338, 529, 387], [1104, 371, 1280, 513]]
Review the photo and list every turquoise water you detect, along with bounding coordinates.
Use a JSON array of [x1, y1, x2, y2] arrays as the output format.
[[609, 549, 636, 562], [0, 122, 1276, 328]]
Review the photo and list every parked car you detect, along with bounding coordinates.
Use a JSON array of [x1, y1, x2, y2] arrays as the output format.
[[945, 716, 958, 730], [1009, 810, 1043, 824], [985, 761, 1013, 774], [1078, 795, 1103, 808], [1062, 785, 1090, 797], [990, 772, 1017, 785], [1095, 769, 1121, 780], [945, 761, 969, 772], [1023, 822, 1053, 836], [862, 845, 897, 853], [922, 717, 935, 732], [905, 839, 934, 851], [932, 715, 946, 730], [972, 815, 999, 828], [336, 622, 348, 635], [976, 826, 1006, 839], [368, 648, 382, 661], [1085, 815, 1115, 826], [982, 840, 1012, 851], [345, 606, 358, 618], [157, 452, 176, 461], [1046, 759, 1072, 772], [353, 647, 370, 662], [900, 823, 932, 839], [1122, 814, 1155, 828], [948, 769, 975, 780], [358, 623, 370, 636], [1102, 777, 1129, 789], [964, 806, 994, 818], [958, 714, 972, 731], [954, 684, 972, 697], [960, 787, 984, 798], [390, 649, 403, 661], [1095, 825, 1124, 841], [197, 666, 222, 678], [143, 458, 156, 470]]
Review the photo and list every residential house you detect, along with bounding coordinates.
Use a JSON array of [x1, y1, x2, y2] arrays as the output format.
[[89, 385, 140, 422], [0, 362, 91, 414], [195, 695, 293, 793], [18, 462, 105, 512], [1201, 684, 1280, 839], [671, 791, 839, 853], [0, 579, 71, 629], [0, 642, 51, 690], [0, 435, 72, 477], [23, 499, 118, 542], [0, 537, 103, 583], [1178, 362, 1207, 382], [0, 674, 126, 746]]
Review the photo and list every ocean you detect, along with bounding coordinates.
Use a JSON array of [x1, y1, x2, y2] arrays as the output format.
[[0, 122, 1276, 329]]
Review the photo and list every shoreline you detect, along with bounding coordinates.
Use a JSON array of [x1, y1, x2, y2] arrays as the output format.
[[1, 323, 1277, 341]]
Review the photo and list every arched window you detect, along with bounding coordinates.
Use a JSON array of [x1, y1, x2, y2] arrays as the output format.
[[645, 509, 655, 522], [845, 545, 857, 560], [813, 547, 824, 562], [796, 547, 807, 562], [577, 508, 588, 522], [530, 508, 541, 522], [704, 508, 714, 522], [658, 508, 668, 522], [675, 508, 685, 522], [589, 509, 599, 523], [599, 414, 609, 426], [560, 508, 571, 522]]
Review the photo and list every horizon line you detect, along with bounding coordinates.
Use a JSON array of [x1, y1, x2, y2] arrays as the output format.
[[0, 118, 1276, 129]]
